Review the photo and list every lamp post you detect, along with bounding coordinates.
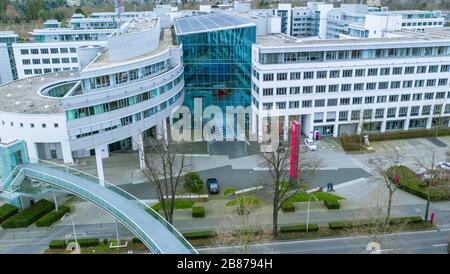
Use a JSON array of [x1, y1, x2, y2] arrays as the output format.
[[306, 194, 318, 232], [62, 213, 79, 252]]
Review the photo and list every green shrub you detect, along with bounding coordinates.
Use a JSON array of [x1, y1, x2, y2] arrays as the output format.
[[389, 216, 424, 225], [324, 199, 340, 210], [1, 199, 54, 229], [281, 202, 295, 212], [183, 172, 204, 193], [103, 239, 108, 245], [223, 187, 237, 196], [68, 238, 99, 247], [280, 224, 319, 233], [0, 203, 19, 223], [183, 230, 217, 240], [151, 199, 195, 211], [49, 240, 66, 249], [328, 221, 348, 230], [35, 205, 70, 227], [132, 237, 143, 244], [192, 206, 205, 218], [329, 216, 424, 230]]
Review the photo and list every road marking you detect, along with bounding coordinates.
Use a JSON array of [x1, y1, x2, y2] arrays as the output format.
[[432, 243, 448, 247]]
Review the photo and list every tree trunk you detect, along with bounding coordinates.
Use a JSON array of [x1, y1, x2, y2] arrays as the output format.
[[385, 191, 393, 226], [424, 190, 431, 222], [272, 188, 279, 238]]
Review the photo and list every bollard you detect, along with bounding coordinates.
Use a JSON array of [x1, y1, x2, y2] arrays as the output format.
[[430, 212, 435, 224]]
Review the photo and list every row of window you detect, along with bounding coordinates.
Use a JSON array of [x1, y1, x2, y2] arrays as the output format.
[[255, 64, 450, 81], [20, 47, 76, 55], [23, 67, 77, 75], [22, 57, 77, 65], [69, 90, 183, 140], [401, 21, 443, 27], [67, 74, 183, 120], [256, 90, 450, 109], [0, 120, 58, 129], [84, 61, 166, 90], [255, 79, 449, 95]]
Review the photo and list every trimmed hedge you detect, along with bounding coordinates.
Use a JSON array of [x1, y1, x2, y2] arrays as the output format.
[[280, 224, 319, 233], [0, 203, 19, 223], [35, 206, 70, 227], [68, 238, 99, 247], [329, 216, 424, 230], [324, 199, 340, 210], [49, 240, 66, 249], [281, 202, 295, 213], [192, 206, 205, 218], [1, 199, 54, 229], [183, 230, 217, 240]]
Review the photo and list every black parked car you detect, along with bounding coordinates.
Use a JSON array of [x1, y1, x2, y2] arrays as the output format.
[[206, 178, 220, 194]]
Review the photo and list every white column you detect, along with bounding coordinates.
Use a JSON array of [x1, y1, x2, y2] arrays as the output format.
[[135, 133, 145, 170], [426, 117, 433, 129], [257, 114, 264, 142], [95, 146, 105, 187], [26, 143, 39, 163], [333, 124, 339, 138], [403, 118, 410, 130], [251, 110, 257, 135], [380, 120, 386, 133], [283, 115, 289, 141], [156, 122, 163, 140], [162, 118, 168, 143]]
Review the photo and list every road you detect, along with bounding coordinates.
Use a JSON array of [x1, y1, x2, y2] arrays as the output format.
[[198, 229, 450, 254]]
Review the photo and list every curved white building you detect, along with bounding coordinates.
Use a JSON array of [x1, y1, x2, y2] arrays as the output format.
[[0, 18, 184, 180]]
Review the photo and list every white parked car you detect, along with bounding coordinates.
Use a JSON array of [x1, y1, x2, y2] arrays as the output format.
[[304, 138, 317, 151], [437, 162, 450, 170]]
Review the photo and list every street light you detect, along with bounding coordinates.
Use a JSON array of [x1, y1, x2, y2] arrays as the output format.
[[61, 212, 79, 252], [306, 194, 318, 232]]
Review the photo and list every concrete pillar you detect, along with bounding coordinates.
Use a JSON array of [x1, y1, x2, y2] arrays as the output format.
[[162, 118, 168, 143], [133, 133, 145, 170], [251, 110, 257, 135], [26, 143, 39, 163], [61, 142, 74, 164], [403, 118, 410, 130], [156, 121, 163, 140], [302, 114, 313, 139], [380, 120, 386, 133], [95, 146, 106, 187], [426, 117, 433, 129], [283, 115, 289, 141], [257, 114, 264, 142], [333, 124, 339, 138]]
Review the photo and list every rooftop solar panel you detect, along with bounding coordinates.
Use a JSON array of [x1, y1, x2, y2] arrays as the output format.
[[174, 13, 253, 35]]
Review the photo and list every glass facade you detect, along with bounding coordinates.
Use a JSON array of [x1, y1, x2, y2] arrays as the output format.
[[177, 26, 256, 112]]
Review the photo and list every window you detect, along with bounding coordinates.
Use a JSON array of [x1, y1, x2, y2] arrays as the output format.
[[404, 66, 415, 74], [61, 58, 70, 64], [42, 58, 50, 64], [377, 96, 387, 103], [340, 98, 350, 105], [410, 106, 420, 116], [277, 73, 287, 81], [427, 79, 436, 87], [60, 48, 68, 54], [445, 104, 450, 114], [42, 124, 46, 128], [40, 48, 49, 54], [375, 108, 384, 118], [441, 65, 450, 72], [399, 107, 408, 117], [354, 83, 364, 91], [387, 108, 396, 118], [70, 47, 76, 53], [390, 81, 400, 89], [289, 101, 299, 108], [54, 123, 59, 128], [90, 75, 110, 89], [343, 69, 353, 77], [262, 103, 273, 110], [276, 87, 287, 95], [30, 49, 38, 54], [327, 98, 338, 106], [339, 111, 348, 121], [129, 69, 138, 81], [363, 109, 373, 119], [341, 84, 351, 92], [30, 123, 34, 128], [303, 71, 314, 79], [115, 72, 128, 84], [422, 105, 431, 115], [351, 110, 360, 120], [315, 99, 325, 107], [276, 102, 286, 109], [24, 69, 32, 75], [416, 66, 427, 73], [366, 83, 376, 90], [401, 94, 411, 101], [365, 96, 374, 104], [290, 86, 300, 94], [380, 68, 390, 75], [438, 79, 448, 86], [429, 65, 439, 73], [434, 104, 442, 115], [20, 49, 29, 55], [403, 80, 413, 88], [352, 97, 362, 105], [43, 68, 51, 73], [355, 69, 365, 77], [414, 80, 424, 87], [263, 73, 273, 81], [317, 71, 327, 79], [22, 59, 30, 65], [263, 88, 273, 96], [34, 69, 42, 74], [378, 82, 389, 89], [52, 58, 60, 64], [50, 48, 58, 54], [329, 70, 340, 78], [328, 85, 338, 92], [393, 67, 402, 75], [424, 92, 434, 100], [368, 68, 378, 76], [436, 92, 445, 99], [316, 85, 326, 93], [32, 59, 40, 65], [302, 100, 312, 108], [303, 86, 313, 94], [71, 57, 77, 63], [413, 93, 422, 101], [290, 72, 301, 80]]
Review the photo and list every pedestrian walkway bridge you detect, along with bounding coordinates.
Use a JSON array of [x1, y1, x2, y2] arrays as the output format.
[[0, 160, 197, 254]]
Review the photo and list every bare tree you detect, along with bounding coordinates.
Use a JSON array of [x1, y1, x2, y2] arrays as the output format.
[[260, 143, 321, 238], [137, 125, 191, 224], [371, 152, 401, 226]]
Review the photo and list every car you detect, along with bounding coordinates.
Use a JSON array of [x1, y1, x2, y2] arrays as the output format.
[[437, 162, 450, 170], [206, 178, 220, 194], [304, 138, 317, 151]]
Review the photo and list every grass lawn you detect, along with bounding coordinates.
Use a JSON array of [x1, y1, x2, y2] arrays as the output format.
[[388, 165, 449, 201], [225, 196, 261, 207], [286, 191, 344, 203], [150, 199, 195, 211]]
